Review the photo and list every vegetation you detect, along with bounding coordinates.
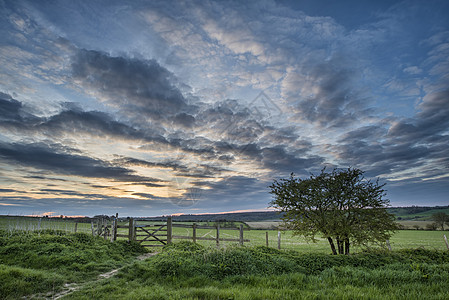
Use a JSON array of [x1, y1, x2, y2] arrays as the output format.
[[0, 229, 147, 299], [389, 206, 449, 221], [431, 212, 449, 231], [65, 242, 449, 299], [269, 168, 399, 254], [1, 224, 448, 299]]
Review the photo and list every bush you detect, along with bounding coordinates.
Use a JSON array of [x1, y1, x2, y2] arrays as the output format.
[[0, 231, 147, 277], [0, 265, 64, 299]]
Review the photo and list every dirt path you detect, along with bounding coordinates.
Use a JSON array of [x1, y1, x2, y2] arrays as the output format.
[[28, 252, 159, 300]]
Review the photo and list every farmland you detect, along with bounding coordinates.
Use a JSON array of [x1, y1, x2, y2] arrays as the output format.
[[2, 216, 448, 251], [1, 215, 449, 299]]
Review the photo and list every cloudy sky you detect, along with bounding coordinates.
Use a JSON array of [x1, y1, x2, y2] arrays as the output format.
[[1, 0, 448, 217]]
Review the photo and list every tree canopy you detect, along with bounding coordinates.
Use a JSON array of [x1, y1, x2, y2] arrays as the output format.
[[431, 212, 449, 231], [269, 168, 399, 255]]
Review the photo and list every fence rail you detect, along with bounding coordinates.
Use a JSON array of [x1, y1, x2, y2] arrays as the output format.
[[107, 216, 251, 247]]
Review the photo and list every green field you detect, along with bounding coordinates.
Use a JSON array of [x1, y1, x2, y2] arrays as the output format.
[[0, 216, 94, 234], [388, 206, 449, 221], [1, 222, 449, 299], [2, 216, 449, 252], [53, 242, 449, 299]]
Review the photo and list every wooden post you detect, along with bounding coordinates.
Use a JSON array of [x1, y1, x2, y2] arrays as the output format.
[[386, 239, 392, 251], [167, 216, 172, 244], [277, 231, 281, 250], [216, 224, 220, 247], [444, 235, 449, 250], [38, 218, 42, 230], [266, 232, 269, 247], [74, 222, 78, 233], [91, 221, 94, 236], [192, 223, 197, 243], [239, 224, 244, 246], [103, 219, 108, 240], [112, 213, 118, 241], [128, 218, 134, 241], [96, 219, 100, 236]]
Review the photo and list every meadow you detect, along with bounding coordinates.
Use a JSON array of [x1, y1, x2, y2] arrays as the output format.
[[1, 216, 449, 299], [1, 216, 449, 251]]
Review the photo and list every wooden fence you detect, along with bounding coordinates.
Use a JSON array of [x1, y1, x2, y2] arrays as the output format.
[[103, 216, 250, 247]]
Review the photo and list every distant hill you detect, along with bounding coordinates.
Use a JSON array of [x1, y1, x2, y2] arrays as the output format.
[[139, 211, 284, 222], [388, 205, 449, 221], [139, 206, 449, 222]]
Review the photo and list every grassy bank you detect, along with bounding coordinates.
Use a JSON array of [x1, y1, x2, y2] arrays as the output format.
[[66, 242, 449, 299], [0, 230, 147, 299], [1, 229, 449, 299]]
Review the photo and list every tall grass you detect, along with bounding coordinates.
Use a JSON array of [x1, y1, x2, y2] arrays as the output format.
[[65, 242, 449, 299], [0, 229, 147, 299]]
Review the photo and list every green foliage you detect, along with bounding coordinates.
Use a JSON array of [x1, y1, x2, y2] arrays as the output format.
[[388, 206, 449, 221], [269, 168, 399, 254], [0, 230, 147, 298], [0, 231, 146, 278], [65, 243, 449, 300], [0, 264, 64, 299], [431, 212, 449, 230], [115, 241, 449, 281]]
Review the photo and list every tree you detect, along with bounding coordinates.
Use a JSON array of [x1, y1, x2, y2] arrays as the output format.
[[269, 168, 399, 255], [431, 212, 448, 231]]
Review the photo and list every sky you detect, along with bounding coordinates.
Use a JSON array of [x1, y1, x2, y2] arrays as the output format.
[[0, 0, 448, 217]]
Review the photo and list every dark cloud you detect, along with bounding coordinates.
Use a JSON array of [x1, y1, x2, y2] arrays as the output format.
[[38, 188, 109, 198], [118, 157, 189, 172], [388, 88, 449, 143], [335, 85, 449, 179], [24, 175, 68, 182], [0, 142, 163, 184], [129, 182, 166, 188], [190, 176, 271, 211], [0, 188, 17, 193], [132, 192, 157, 199], [71, 49, 197, 126], [261, 146, 324, 174], [295, 58, 364, 128], [0, 93, 21, 121]]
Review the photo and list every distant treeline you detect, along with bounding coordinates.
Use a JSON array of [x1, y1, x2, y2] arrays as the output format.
[[4, 206, 447, 223], [139, 206, 449, 222], [136, 211, 285, 222]]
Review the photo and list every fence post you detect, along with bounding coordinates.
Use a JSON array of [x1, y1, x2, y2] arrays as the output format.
[[128, 218, 134, 241], [103, 218, 108, 240], [74, 222, 78, 233], [266, 232, 269, 247], [193, 223, 197, 243], [112, 213, 118, 241], [216, 224, 220, 247], [91, 221, 95, 236], [277, 231, 281, 250], [444, 235, 449, 250], [239, 224, 244, 246], [38, 218, 42, 230], [167, 216, 172, 244]]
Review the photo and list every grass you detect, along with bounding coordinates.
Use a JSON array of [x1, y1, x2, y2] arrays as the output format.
[[0, 216, 94, 234], [0, 229, 147, 299], [2, 216, 448, 252], [1, 224, 449, 299], [64, 242, 449, 299], [389, 207, 449, 221], [170, 226, 449, 253]]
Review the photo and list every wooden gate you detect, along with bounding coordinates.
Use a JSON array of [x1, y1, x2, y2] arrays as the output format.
[[132, 217, 172, 247]]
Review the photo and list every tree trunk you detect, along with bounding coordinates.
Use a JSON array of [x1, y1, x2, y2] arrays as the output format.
[[344, 238, 350, 255], [336, 237, 344, 254], [327, 237, 338, 255]]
